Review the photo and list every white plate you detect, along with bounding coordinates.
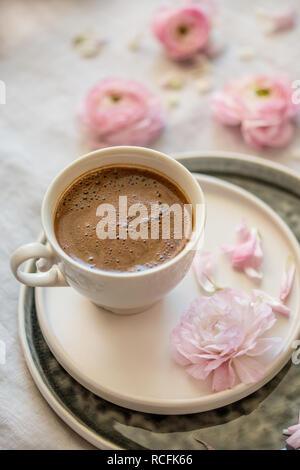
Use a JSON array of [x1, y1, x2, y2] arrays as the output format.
[[35, 175, 300, 415]]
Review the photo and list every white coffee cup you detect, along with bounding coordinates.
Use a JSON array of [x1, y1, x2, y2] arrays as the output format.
[[11, 146, 205, 314]]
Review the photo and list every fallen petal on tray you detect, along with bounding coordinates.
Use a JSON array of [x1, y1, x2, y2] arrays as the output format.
[[192, 250, 219, 293], [253, 290, 291, 317], [280, 255, 296, 302], [222, 219, 263, 281]]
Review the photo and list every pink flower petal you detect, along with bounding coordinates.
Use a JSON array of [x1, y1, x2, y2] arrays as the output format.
[[233, 356, 265, 384], [284, 424, 300, 436], [186, 362, 211, 380], [247, 337, 281, 357], [193, 251, 218, 293], [286, 428, 300, 450], [244, 266, 263, 281], [283, 412, 300, 449], [171, 345, 192, 366], [222, 221, 263, 281], [280, 255, 296, 302], [253, 290, 291, 317], [212, 360, 235, 392], [204, 356, 228, 373]]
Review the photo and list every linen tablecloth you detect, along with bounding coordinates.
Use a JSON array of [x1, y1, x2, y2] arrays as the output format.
[[1, 0, 300, 449]]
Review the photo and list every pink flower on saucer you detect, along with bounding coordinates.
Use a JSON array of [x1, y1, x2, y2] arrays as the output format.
[[151, 4, 211, 60], [78, 78, 165, 149], [171, 289, 280, 392], [222, 220, 263, 281], [212, 75, 298, 149]]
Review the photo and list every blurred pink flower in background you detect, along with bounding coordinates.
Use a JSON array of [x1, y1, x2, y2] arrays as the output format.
[[241, 119, 295, 149], [222, 220, 263, 281], [151, 3, 212, 60], [171, 288, 279, 392], [78, 78, 165, 149], [212, 75, 298, 149]]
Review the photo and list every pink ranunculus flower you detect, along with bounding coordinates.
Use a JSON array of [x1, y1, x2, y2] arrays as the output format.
[[222, 220, 263, 281], [171, 289, 280, 392], [151, 4, 211, 60], [78, 78, 165, 149], [283, 412, 300, 450], [212, 75, 298, 149]]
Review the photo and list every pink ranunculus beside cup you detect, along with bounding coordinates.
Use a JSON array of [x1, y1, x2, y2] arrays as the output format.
[[151, 4, 211, 60], [171, 288, 280, 392], [78, 78, 165, 149], [212, 75, 298, 149]]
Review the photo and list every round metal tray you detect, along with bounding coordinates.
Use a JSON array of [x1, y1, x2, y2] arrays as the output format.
[[19, 152, 300, 450]]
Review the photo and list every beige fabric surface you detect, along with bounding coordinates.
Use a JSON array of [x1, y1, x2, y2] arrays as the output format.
[[0, 0, 300, 449]]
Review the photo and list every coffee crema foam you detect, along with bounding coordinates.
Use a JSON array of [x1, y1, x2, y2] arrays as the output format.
[[54, 166, 191, 272]]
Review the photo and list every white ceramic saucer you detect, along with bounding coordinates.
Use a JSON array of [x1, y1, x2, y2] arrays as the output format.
[[35, 175, 300, 415]]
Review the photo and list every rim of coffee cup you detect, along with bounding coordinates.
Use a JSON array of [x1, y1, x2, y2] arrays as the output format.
[[41, 146, 206, 278]]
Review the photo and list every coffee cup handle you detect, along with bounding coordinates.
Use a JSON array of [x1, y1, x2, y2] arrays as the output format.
[[10, 242, 69, 287]]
